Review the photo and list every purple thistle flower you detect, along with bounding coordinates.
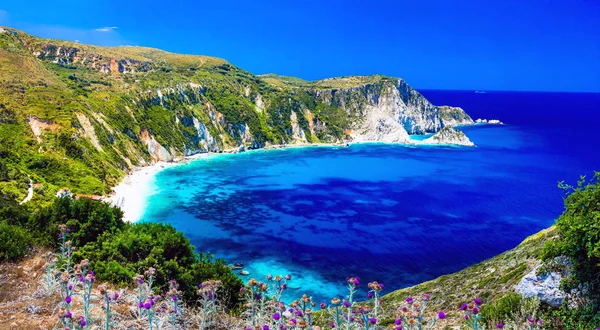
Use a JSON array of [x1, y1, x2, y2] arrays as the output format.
[[144, 302, 152, 310], [65, 296, 72, 304], [395, 319, 402, 325], [405, 296, 413, 304], [528, 317, 535, 323], [396, 327, 403, 330], [273, 313, 281, 321], [343, 300, 351, 307], [172, 295, 178, 301], [207, 293, 214, 299], [138, 301, 144, 308], [438, 311, 446, 319], [58, 233, 63, 238], [263, 326, 269, 330], [79, 275, 84, 282], [367, 292, 374, 299], [290, 319, 296, 324], [497, 324, 504, 329], [198, 283, 203, 288], [464, 314, 470, 320], [65, 311, 72, 319], [113, 292, 119, 300], [369, 317, 377, 324], [320, 302, 327, 309], [472, 307, 479, 314], [461, 303, 468, 311], [79, 317, 86, 326], [255, 293, 262, 300], [330, 323, 335, 327], [474, 297, 482, 305], [66, 228, 71, 233], [423, 293, 431, 301], [285, 274, 291, 280]]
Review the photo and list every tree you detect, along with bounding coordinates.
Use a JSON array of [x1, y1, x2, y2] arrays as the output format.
[[542, 172, 600, 302]]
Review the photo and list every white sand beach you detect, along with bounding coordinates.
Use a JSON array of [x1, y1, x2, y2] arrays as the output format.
[[108, 154, 209, 222]]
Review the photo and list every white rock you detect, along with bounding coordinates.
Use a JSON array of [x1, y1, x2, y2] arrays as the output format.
[[515, 267, 565, 307]]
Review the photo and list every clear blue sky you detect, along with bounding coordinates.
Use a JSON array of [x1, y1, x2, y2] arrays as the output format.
[[1, 0, 599, 92]]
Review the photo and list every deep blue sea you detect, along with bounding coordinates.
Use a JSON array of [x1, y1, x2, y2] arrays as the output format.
[[141, 91, 600, 302]]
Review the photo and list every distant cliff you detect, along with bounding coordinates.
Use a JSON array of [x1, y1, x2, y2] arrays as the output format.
[[0, 27, 476, 195]]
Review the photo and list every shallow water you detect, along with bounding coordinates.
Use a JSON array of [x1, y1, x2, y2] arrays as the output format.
[[141, 91, 600, 302]]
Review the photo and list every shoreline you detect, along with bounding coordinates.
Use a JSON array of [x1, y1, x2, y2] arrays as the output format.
[[106, 123, 498, 222], [107, 142, 348, 222]]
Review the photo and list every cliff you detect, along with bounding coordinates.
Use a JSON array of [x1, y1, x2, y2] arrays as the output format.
[[422, 127, 474, 146], [438, 105, 475, 127], [0, 27, 477, 196]]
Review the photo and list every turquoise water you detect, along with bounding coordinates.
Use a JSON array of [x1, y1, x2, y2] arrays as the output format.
[[141, 91, 600, 303]]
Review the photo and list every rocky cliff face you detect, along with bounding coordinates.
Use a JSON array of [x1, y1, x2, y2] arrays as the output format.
[[438, 106, 474, 127], [422, 127, 474, 146]]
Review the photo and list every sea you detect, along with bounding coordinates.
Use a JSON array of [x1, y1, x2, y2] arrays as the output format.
[[140, 90, 600, 303]]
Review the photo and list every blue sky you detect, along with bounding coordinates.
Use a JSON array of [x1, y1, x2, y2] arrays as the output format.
[[1, 0, 599, 92]]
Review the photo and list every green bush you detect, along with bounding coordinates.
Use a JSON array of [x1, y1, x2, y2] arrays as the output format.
[[481, 293, 541, 328], [74, 222, 243, 309], [542, 172, 600, 301], [28, 197, 124, 247], [0, 222, 33, 261], [543, 303, 600, 329]]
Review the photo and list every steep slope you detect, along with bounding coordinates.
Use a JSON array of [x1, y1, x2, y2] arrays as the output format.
[[439, 105, 475, 126], [0, 27, 474, 198]]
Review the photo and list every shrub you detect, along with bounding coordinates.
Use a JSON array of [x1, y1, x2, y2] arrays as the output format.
[[28, 197, 125, 247], [0, 222, 33, 261], [74, 222, 243, 309], [542, 172, 600, 301]]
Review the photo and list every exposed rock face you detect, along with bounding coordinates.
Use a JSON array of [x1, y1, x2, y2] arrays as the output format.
[[515, 267, 566, 307], [75, 113, 103, 152], [140, 129, 173, 162], [438, 106, 474, 127], [313, 79, 443, 137], [422, 127, 474, 146]]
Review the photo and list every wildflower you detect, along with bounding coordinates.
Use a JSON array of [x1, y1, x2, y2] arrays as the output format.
[[395, 319, 402, 325], [396, 327, 403, 330], [497, 324, 504, 329], [263, 326, 269, 330], [65, 296, 72, 304], [172, 295, 177, 301], [369, 317, 377, 324], [66, 228, 71, 233], [320, 302, 327, 309], [113, 292, 119, 300], [329, 323, 335, 327], [273, 313, 281, 321], [331, 298, 340, 305], [64, 311, 72, 318], [423, 293, 431, 301], [474, 297, 482, 305], [343, 300, 351, 307], [464, 315, 470, 320], [438, 311, 446, 319], [79, 316, 86, 326], [528, 317, 535, 323], [405, 296, 413, 304], [144, 301, 152, 309], [285, 274, 292, 280], [266, 274, 273, 281], [367, 292, 373, 299], [460, 303, 468, 310], [472, 307, 479, 314]]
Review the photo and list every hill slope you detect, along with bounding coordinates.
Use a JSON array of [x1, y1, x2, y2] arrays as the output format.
[[0, 27, 473, 199]]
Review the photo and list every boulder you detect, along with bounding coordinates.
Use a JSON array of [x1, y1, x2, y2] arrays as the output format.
[[515, 267, 565, 307]]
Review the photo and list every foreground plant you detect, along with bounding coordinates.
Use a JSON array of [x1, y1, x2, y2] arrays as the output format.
[[395, 293, 446, 330]]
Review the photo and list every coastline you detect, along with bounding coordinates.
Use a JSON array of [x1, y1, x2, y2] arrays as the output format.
[[106, 127, 491, 223], [107, 142, 347, 222]]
